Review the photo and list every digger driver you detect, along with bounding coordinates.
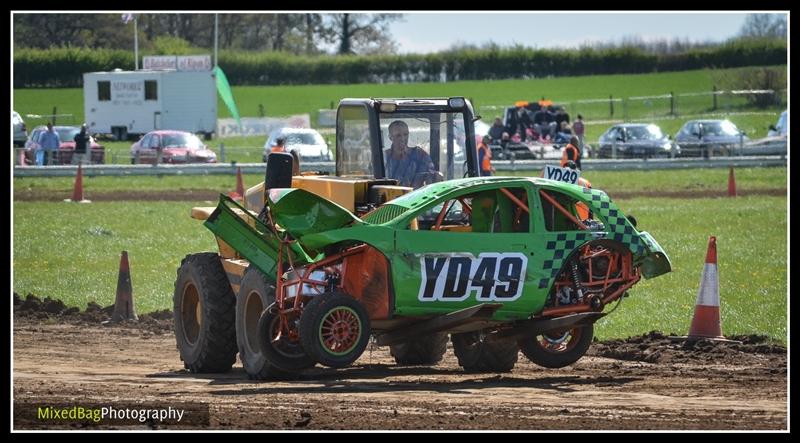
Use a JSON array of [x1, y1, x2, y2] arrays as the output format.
[[384, 120, 438, 188]]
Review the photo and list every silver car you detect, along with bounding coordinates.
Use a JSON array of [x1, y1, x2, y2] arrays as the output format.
[[674, 119, 749, 157], [13, 111, 27, 147], [263, 127, 331, 163], [597, 123, 678, 158]]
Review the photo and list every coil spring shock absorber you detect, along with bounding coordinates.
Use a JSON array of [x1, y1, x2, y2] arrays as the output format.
[[570, 260, 584, 302]]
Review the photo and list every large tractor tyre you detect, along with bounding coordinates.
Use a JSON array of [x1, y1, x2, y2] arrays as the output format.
[[518, 324, 594, 369], [299, 293, 371, 369], [451, 330, 519, 373], [173, 253, 237, 373], [256, 304, 316, 379], [236, 267, 303, 380], [389, 333, 448, 366]]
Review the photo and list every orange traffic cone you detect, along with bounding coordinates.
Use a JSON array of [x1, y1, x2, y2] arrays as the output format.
[[64, 164, 91, 203], [687, 236, 725, 339], [236, 166, 245, 199], [109, 251, 138, 323], [73, 164, 84, 201], [727, 167, 737, 197]]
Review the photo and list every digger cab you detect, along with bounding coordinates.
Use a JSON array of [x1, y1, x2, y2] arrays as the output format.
[[336, 97, 481, 184]]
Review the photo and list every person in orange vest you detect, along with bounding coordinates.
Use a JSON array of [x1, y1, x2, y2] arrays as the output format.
[[565, 160, 592, 220], [477, 135, 495, 176], [560, 136, 582, 170]]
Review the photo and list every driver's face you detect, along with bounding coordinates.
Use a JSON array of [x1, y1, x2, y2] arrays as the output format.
[[389, 125, 409, 149]]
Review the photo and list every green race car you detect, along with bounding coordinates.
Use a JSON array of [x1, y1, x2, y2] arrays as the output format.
[[196, 174, 671, 376]]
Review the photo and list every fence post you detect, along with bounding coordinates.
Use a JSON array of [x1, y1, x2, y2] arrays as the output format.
[[739, 132, 744, 156], [220, 142, 226, 163], [258, 104, 265, 117], [52, 106, 57, 125], [712, 86, 717, 111], [609, 95, 614, 119], [670, 91, 675, 116], [622, 99, 627, 122], [612, 140, 617, 159]]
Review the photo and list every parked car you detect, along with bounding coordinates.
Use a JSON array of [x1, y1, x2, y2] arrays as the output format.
[[130, 130, 217, 164], [596, 123, 678, 158], [674, 119, 749, 157], [263, 127, 331, 162], [22, 125, 105, 165], [13, 111, 27, 147], [767, 110, 787, 137]]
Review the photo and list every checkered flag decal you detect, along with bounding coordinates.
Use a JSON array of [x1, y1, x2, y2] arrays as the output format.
[[584, 188, 645, 256], [538, 232, 592, 289]]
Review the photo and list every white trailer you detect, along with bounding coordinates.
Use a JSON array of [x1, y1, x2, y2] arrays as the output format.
[[83, 69, 217, 140]]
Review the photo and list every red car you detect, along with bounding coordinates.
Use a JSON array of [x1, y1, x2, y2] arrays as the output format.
[[22, 125, 105, 165], [130, 130, 218, 164]]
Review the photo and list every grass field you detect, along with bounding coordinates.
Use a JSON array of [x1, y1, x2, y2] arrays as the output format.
[[12, 168, 787, 342], [13, 167, 788, 195], [13, 66, 785, 165]]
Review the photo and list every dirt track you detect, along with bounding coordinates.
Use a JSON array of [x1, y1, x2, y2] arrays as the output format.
[[12, 296, 787, 431]]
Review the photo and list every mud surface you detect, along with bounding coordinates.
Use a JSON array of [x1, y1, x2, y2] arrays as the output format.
[[13, 294, 786, 431], [13, 188, 787, 202]]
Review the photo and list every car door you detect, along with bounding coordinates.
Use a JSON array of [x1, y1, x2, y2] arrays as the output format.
[[391, 182, 541, 321], [138, 134, 160, 164], [532, 183, 598, 299]]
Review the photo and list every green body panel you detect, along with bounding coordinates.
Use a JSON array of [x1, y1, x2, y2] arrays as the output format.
[[392, 230, 544, 321], [638, 231, 672, 278], [268, 188, 365, 239], [203, 176, 671, 320], [204, 195, 317, 282]]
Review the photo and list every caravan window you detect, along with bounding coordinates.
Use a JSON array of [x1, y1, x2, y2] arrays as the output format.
[[98, 81, 110, 101], [145, 80, 157, 101]]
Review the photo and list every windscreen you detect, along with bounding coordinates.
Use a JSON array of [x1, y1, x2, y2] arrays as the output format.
[[380, 111, 469, 188]]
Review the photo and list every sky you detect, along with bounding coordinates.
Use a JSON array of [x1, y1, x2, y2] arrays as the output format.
[[388, 12, 761, 54]]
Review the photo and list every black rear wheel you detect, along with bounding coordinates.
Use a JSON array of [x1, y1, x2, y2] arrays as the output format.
[[452, 330, 518, 373], [519, 324, 593, 368], [256, 303, 315, 378], [390, 333, 448, 366], [173, 253, 237, 373]]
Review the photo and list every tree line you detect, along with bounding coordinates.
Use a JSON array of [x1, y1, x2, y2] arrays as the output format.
[[13, 38, 786, 88], [13, 13, 401, 55]]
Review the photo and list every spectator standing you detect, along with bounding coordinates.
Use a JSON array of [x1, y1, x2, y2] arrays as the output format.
[[72, 123, 90, 165], [565, 160, 592, 220], [477, 135, 494, 176], [573, 114, 586, 157], [39, 122, 60, 166], [560, 136, 582, 170]]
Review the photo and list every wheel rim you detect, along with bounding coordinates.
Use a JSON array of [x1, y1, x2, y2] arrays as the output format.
[[244, 290, 264, 355], [537, 328, 582, 353], [317, 306, 362, 356], [181, 283, 201, 345], [265, 311, 305, 359]]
